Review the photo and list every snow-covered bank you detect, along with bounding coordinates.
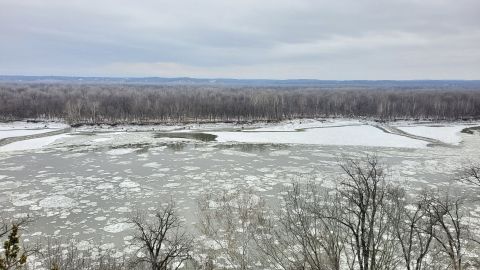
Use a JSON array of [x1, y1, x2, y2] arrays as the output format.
[[0, 121, 70, 152], [211, 124, 429, 148], [246, 119, 364, 132], [0, 121, 68, 140], [207, 119, 479, 148], [0, 134, 70, 152], [0, 119, 478, 152], [0, 121, 68, 130], [394, 124, 471, 145], [70, 119, 365, 133]]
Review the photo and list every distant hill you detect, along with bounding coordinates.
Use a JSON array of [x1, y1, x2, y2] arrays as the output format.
[[1, 75, 480, 89]]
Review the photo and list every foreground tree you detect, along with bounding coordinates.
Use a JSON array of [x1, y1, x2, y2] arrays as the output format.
[[388, 190, 437, 270], [329, 156, 401, 270], [196, 156, 480, 270], [0, 218, 32, 270], [129, 203, 192, 270], [428, 194, 470, 270], [255, 183, 344, 270], [197, 188, 266, 269]]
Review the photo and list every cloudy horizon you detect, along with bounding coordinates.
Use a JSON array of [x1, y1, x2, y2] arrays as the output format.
[[1, 0, 479, 79]]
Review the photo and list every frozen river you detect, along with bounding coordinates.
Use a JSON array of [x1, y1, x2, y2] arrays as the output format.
[[1, 119, 480, 257]]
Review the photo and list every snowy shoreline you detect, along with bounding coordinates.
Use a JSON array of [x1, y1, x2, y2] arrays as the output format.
[[0, 118, 479, 152]]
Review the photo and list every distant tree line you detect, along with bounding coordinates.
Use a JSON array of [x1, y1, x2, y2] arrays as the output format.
[[1, 83, 480, 124], [2, 156, 480, 269]]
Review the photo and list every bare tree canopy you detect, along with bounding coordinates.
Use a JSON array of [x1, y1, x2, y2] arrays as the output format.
[[128, 203, 192, 270], [458, 164, 480, 187]]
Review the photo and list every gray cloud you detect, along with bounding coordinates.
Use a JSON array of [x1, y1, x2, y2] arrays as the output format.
[[0, 0, 479, 79]]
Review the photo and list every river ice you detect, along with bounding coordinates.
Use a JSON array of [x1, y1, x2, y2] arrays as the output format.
[[0, 119, 480, 258]]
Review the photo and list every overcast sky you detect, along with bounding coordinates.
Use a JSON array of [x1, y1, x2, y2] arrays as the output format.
[[0, 0, 479, 79]]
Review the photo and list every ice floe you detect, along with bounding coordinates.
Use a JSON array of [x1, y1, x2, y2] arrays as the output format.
[[164, 183, 181, 188], [96, 183, 115, 190], [39, 195, 77, 208], [119, 180, 140, 188], [103, 223, 132, 233], [0, 180, 20, 189]]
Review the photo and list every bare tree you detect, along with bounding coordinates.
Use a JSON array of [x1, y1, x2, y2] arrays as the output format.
[[427, 194, 468, 270], [129, 202, 192, 270], [255, 182, 344, 270], [388, 189, 437, 270], [197, 187, 265, 270], [0, 217, 31, 240], [322, 156, 401, 270], [458, 164, 480, 187]]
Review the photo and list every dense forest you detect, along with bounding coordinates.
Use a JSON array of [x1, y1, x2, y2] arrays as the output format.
[[1, 83, 480, 124]]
